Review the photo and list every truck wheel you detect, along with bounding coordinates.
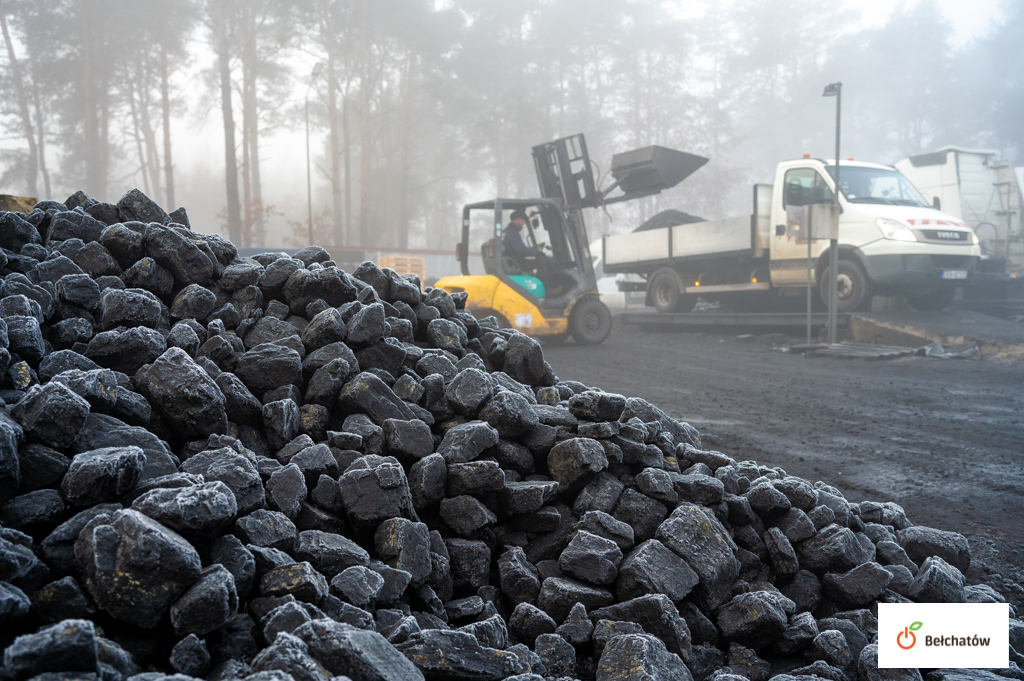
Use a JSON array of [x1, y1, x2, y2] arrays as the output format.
[[569, 297, 612, 345], [649, 268, 691, 313], [906, 287, 957, 311], [819, 259, 870, 312]]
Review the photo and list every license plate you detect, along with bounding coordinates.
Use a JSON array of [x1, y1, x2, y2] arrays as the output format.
[[941, 269, 968, 279]]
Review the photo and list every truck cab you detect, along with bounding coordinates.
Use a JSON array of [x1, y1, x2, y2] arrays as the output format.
[[771, 158, 982, 310]]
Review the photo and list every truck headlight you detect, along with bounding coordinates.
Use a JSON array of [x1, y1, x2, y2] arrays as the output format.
[[876, 218, 917, 242], [972, 232, 979, 245]]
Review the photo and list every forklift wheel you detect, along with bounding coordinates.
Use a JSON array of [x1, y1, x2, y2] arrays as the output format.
[[569, 298, 612, 345]]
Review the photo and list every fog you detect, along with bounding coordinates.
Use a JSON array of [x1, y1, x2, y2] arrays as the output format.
[[1, 0, 1020, 254]]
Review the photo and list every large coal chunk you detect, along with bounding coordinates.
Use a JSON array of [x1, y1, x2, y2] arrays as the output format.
[[61, 446, 146, 506], [338, 455, 416, 532], [375, 518, 432, 586], [74, 413, 178, 482], [896, 526, 971, 573], [295, 529, 370, 578], [596, 633, 692, 681], [559, 530, 623, 586], [502, 333, 549, 386], [10, 381, 91, 449], [538, 576, 615, 622], [908, 555, 966, 603], [394, 628, 525, 680], [547, 437, 608, 496], [143, 347, 228, 439], [74, 509, 202, 627], [0, 412, 23, 503], [283, 266, 358, 311], [2, 618, 99, 680], [169, 563, 239, 636], [86, 325, 166, 374], [293, 618, 425, 681], [235, 343, 304, 396], [617, 538, 699, 602], [716, 590, 794, 649], [131, 480, 238, 538], [822, 561, 892, 607], [591, 594, 692, 659], [144, 224, 215, 288], [181, 447, 265, 515], [798, 523, 875, 574], [340, 372, 419, 426], [118, 187, 170, 224], [655, 503, 740, 610], [437, 420, 499, 463]]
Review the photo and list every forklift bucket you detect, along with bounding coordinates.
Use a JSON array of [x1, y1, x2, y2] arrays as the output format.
[[608, 146, 709, 202]]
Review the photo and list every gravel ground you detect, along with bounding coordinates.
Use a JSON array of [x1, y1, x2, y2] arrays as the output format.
[[543, 322, 1024, 608]]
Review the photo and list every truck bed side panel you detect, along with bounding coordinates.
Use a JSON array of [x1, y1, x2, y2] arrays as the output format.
[[671, 216, 753, 258], [604, 228, 670, 266]]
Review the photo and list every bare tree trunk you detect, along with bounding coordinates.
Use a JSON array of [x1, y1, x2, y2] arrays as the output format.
[[81, 4, 101, 197], [397, 53, 414, 250], [358, 0, 371, 247], [30, 70, 50, 198], [99, 67, 110, 201], [137, 67, 163, 200], [328, 52, 343, 246], [242, 5, 263, 245], [241, 111, 252, 247], [0, 5, 37, 197], [127, 81, 152, 195], [160, 40, 175, 207], [343, 88, 352, 246], [214, 0, 241, 244]]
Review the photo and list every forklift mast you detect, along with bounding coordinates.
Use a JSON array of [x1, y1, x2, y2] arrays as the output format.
[[530, 133, 710, 291]]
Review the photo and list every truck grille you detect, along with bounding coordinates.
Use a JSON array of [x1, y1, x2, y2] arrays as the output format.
[[920, 229, 969, 242], [931, 255, 973, 268]]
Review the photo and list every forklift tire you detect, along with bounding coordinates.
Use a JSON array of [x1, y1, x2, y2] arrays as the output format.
[[819, 259, 871, 313], [906, 287, 957, 311], [569, 298, 612, 345]]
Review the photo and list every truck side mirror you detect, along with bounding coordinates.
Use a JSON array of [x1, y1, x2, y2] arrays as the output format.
[[932, 196, 941, 210]]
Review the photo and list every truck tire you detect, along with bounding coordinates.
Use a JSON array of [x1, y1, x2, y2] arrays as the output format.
[[906, 287, 957, 311], [569, 297, 612, 345], [819, 259, 870, 313], [649, 268, 693, 313]]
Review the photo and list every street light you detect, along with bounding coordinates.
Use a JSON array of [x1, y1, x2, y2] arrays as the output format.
[[305, 62, 325, 246], [822, 81, 841, 345]]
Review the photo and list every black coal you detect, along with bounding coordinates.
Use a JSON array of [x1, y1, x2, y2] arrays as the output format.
[[0, 188, 1017, 681]]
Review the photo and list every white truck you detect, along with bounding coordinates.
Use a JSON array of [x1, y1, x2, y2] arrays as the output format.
[[601, 157, 982, 312], [895, 146, 1023, 274]]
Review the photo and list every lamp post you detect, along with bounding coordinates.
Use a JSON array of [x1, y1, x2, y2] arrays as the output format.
[[822, 81, 841, 345], [305, 62, 325, 246]]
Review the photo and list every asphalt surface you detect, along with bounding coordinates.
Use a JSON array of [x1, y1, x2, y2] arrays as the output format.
[[543, 320, 1024, 606]]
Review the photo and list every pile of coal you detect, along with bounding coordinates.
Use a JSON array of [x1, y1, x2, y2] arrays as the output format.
[[0, 188, 1019, 681]]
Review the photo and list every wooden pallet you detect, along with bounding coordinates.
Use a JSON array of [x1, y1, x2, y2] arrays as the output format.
[[792, 342, 916, 360], [377, 255, 426, 282]]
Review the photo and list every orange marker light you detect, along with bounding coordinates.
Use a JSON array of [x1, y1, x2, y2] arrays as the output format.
[[802, 153, 811, 158]]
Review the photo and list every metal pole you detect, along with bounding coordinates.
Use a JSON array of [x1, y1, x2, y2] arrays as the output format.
[[828, 84, 841, 345], [807, 210, 813, 345], [305, 90, 313, 246]]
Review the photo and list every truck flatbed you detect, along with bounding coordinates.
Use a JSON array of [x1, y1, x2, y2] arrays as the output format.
[[619, 311, 849, 329]]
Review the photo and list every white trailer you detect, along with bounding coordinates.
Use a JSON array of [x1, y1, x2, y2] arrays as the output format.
[[895, 146, 1023, 273]]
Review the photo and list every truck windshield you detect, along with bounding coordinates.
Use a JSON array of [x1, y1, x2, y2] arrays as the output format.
[[824, 166, 930, 208]]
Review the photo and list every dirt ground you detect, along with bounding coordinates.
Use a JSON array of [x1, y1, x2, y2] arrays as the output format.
[[542, 321, 1024, 608]]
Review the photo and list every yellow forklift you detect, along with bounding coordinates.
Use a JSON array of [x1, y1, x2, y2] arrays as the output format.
[[436, 133, 706, 344]]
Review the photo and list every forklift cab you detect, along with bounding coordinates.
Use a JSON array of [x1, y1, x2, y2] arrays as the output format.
[[463, 197, 595, 314]]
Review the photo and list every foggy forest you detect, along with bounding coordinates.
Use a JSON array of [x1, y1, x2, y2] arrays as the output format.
[[0, 0, 1021, 254]]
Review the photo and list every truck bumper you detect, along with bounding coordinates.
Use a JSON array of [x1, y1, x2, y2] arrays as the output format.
[[858, 251, 980, 293]]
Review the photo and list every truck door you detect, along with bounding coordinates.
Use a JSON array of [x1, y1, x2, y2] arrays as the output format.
[[770, 167, 834, 285]]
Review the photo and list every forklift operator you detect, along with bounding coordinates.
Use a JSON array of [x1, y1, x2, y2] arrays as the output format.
[[502, 209, 552, 279]]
